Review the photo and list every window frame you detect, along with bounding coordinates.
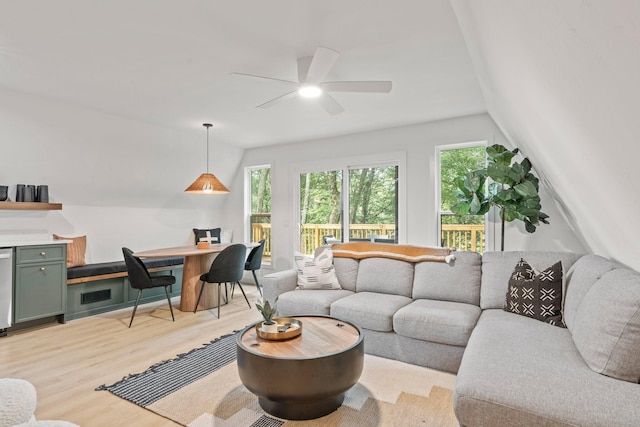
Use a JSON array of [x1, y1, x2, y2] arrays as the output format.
[[244, 163, 272, 265], [435, 141, 495, 252], [292, 151, 407, 252]]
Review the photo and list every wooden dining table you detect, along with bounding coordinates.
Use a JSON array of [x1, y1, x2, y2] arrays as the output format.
[[134, 243, 256, 312]]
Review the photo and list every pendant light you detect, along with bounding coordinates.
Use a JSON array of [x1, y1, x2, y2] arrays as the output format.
[[185, 123, 230, 194]]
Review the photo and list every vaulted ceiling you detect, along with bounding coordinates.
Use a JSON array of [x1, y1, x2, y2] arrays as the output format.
[[0, 0, 485, 147], [1, 1, 638, 269], [452, 0, 640, 270]]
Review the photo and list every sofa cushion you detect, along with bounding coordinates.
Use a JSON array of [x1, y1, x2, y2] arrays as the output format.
[[454, 309, 640, 426], [333, 257, 359, 292], [355, 258, 414, 297], [67, 257, 183, 280], [394, 299, 480, 346], [571, 268, 640, 383], [330, 292, 412, 332], [481, 251, 582, 310], [504, 258, 565, 327], [563, 254, 618, 332], [277, 289, 354, 316], [193, 228, 221, 244], [412, 251, 481, 305], [294, 248, 341, 290], [53, 234, 87, 268], [219, 228, 233, 243]]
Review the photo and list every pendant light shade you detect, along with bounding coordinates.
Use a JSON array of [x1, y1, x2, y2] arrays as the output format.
[[185, 123, 230, 194]]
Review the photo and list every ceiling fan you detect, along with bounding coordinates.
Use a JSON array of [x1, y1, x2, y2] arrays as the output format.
[[231, 46, 392, 115]]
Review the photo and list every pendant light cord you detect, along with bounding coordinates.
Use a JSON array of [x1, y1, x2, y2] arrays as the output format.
[[203, 123, 213, 174]]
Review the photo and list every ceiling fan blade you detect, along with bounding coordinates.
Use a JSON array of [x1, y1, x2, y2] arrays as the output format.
[[321, 81, 392, 93], [256, 90, 299, 109], [317, 93, 345, 116], [230, 72, 300, 87], [304, 46, 340, 83], [297, 56, 312, 83]]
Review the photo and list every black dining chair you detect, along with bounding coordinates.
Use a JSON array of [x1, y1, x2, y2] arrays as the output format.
[[194, 243, 250, 318], [244, 239, 265, 296], [122, 247, 176, 328]]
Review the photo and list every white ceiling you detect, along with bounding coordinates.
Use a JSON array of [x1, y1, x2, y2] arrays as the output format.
[[0, 0, 486, 148]]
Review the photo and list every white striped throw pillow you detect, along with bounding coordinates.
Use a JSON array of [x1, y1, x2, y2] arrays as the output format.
[[294, 247, 341, 290]]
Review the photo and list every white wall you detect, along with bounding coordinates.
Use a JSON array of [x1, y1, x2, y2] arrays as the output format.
[[0, 87, 243, 262], [223, 113, 586, 273], [0, 87, 587, 269], [451, 0, 640, 271]]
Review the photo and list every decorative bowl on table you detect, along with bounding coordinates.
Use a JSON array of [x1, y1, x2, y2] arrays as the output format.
[[256, 317, 302, 341]]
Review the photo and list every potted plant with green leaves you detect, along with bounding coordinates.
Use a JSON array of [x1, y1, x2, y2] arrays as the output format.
[[451, 144, 549, 251], [256, 297, 278, 333]]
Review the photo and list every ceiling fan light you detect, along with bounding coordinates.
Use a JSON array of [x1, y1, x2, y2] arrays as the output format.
[[298, 85, 322, 98]]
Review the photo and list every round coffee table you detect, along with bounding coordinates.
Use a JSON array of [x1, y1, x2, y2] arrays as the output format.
[[236, 315, 364, 420]]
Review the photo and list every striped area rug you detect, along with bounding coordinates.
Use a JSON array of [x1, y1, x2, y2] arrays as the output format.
[[97, 331, 458, 427], [97, 332, 238, 407]]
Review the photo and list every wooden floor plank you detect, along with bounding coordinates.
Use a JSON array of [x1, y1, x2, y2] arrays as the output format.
[[0, 285, 264, 426]]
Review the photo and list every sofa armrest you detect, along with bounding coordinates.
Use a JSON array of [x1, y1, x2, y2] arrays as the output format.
[[262, 269, 297, 307], [0, 378, 37, 426]]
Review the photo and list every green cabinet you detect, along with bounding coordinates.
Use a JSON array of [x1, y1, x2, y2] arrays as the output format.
[[14, 244, 67, 324]]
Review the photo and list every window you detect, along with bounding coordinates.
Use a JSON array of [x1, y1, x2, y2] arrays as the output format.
[[247, 165, 271, 264], [299, 169, 343, 252], [297, 160, 401, 255], [436, 142, 488, 253], [348, 166, 397, 243]]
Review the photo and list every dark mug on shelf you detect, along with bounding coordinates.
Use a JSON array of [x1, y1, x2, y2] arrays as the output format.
[[16, 184, 25, 202], [36, 185, 49, 203], [24, 185, 36, 202], [0, 186, 7, 202]]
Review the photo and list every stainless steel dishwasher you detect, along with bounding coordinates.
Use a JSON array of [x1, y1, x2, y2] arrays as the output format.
[[0, 248, 12, 335]]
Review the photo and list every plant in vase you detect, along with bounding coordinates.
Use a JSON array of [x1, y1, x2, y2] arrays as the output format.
[[256, 297, 278, 333], [451, 144, 549, 251]]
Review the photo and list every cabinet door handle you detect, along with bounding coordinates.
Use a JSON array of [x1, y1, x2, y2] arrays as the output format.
[[40, 252, 46, 257], [40, 267, 46, 271]]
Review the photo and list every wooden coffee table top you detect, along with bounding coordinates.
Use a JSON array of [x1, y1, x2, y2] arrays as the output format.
[[239, 315, 361, 359]]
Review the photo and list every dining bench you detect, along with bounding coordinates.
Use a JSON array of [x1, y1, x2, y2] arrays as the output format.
[[67, 257, 184, 284], [65, 257, 184, 320]]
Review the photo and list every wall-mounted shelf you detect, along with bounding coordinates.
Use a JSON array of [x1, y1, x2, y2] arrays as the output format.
[[0, 202, 62, 210]]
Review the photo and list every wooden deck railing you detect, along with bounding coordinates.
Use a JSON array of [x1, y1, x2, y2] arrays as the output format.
[[251, 216, 485, 256], [441, 224, 485, 253]]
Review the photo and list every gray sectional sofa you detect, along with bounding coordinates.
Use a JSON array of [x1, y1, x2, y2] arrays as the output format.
[[262, 247, 640, 426]]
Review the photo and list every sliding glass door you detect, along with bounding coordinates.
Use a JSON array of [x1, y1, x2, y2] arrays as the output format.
[[348, 166, 397, 243], [298, 163, 398, 255], [299, 170, 343, 254]]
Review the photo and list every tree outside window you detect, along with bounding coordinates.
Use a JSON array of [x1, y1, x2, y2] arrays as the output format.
[[249, 166, 271, 261], [438, 144, 487, 252]]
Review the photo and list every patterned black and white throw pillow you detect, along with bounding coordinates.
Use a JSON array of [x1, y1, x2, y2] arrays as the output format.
[[193, 228, 221, 245], [504, 258, 565, 327], [294, 247, 341, 290]]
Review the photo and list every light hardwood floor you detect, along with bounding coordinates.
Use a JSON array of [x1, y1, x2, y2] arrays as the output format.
[[0, 285, 264, 426]]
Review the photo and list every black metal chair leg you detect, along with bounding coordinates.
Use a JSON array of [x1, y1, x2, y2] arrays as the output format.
[[252, 270, 262, 296], [129, 289, 143, 328], [194, 280, 206, 313], [164, 286, 175, 322], [217, 282, 221, 319], [235, 281, 251, 308]]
